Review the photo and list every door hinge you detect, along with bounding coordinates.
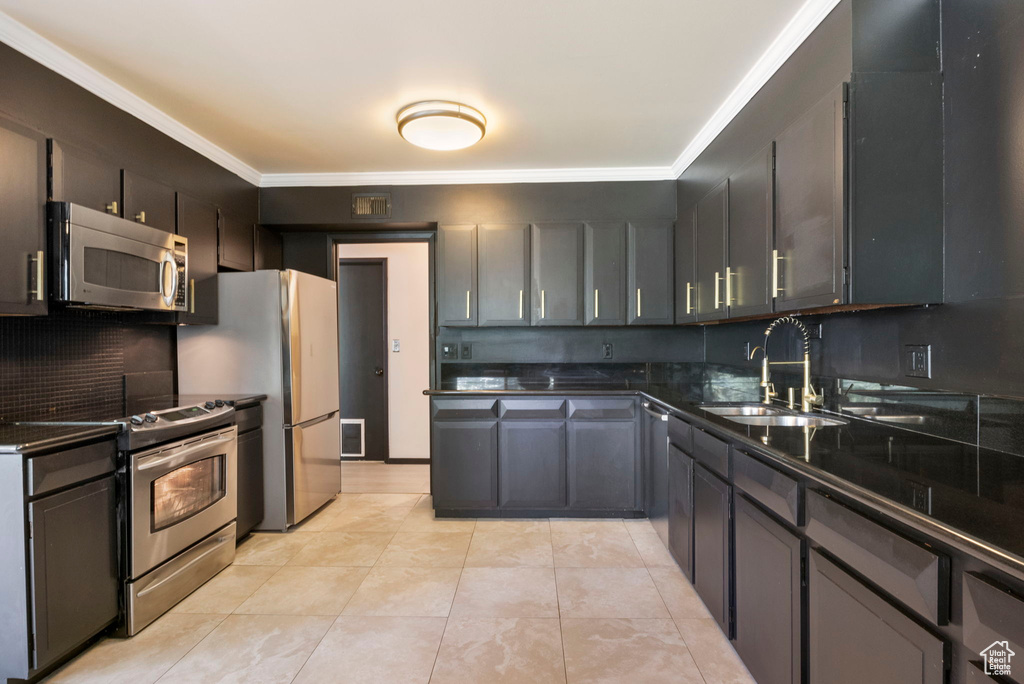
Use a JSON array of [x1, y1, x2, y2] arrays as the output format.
[[842, 98, 849, 120]]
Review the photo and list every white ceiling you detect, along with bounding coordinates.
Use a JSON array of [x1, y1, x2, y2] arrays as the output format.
[[0, 0, 839, 186]]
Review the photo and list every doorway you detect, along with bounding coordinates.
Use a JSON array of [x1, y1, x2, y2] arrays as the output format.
[[337, 258, 389, 461]]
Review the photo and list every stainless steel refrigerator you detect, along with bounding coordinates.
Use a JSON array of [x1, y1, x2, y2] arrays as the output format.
[[177, 269, 341, 530]]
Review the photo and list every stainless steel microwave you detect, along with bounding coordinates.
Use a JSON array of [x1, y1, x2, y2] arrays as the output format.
[[49, 201, 188, 312]]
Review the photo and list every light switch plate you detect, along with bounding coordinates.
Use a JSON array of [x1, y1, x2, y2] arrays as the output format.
[[392, 339, 400, 352], [441, 344, 459, 360]]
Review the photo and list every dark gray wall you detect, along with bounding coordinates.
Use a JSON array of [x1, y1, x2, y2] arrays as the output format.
[[0, 42, 259, 406], [262, 181, 675, 227]]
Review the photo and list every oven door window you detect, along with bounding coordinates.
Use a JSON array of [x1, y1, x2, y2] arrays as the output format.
[[151, 455, 226, 531], [84, 247, 161, 292]]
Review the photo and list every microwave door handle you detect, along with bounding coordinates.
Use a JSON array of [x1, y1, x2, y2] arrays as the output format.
[[137, 432, 235, 472]]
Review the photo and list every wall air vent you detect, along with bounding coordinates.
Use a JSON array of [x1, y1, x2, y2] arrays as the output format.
[[352, 193, 392, 219]]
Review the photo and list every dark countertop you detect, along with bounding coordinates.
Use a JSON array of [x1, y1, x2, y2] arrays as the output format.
[[427, 382, 1024, 580], [0, 424, 120, 455], [0, 393, 267, 455]]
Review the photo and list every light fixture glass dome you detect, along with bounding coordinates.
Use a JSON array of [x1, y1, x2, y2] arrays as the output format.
[[397, 101, 486, 151]]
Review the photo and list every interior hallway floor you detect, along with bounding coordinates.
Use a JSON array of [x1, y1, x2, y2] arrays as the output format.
[[46, 462, 754, 683]]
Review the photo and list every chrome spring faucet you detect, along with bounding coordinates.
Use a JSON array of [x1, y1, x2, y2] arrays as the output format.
[[749, 316, 822, 412]]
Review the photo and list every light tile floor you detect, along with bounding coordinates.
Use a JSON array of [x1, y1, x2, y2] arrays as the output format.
[[46, 462, 754, 683]]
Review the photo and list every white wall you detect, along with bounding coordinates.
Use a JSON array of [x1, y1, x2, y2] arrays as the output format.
[[337, 242, 430, 460]]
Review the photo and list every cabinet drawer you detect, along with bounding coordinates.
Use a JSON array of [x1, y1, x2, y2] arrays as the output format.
[[692, 428, 729, 479], [499, 399, 566, 419], [27, 439, 116, 497], [567, 398, 635, 420], [806, 491, 949, 625], [235, 405, 263, 434], [668, 416, 691, 452], [733, 449, 801, 527], [962, 572, 1024, 661], [432, 398, 498, 419]]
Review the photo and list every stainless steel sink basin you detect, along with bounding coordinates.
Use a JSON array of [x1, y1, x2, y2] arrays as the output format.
[[841, 406, 929, 425], [698, 404, 789, 417], [698, 403, 848, 428], [726, 414, 849, 427]]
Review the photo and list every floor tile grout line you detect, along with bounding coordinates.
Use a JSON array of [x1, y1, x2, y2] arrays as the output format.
[[150, 612, 229, 682]]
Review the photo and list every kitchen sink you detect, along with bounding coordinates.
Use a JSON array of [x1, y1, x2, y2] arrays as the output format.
[[841, 406, 929, 425], [697, 404, 789, 417], [698, 403, 848, 428]]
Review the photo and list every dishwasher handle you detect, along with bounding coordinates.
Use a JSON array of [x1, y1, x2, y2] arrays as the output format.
[[642, 401, 669, 421]]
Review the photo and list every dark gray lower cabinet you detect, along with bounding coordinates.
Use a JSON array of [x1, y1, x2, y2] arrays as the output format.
[[432, 420, 499, 508], [667, 444, 694, 580], [236, 428, 264, 538], [567, 421, 639, 510], [28, 476, 118, 671], [693, 462, 732, 636], [644, 408, 670, 545], [808, 549, 946, 684], [499, 421, 566, 509], [734, 495, 802, 684]]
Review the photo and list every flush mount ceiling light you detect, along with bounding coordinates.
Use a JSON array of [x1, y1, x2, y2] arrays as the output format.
[[396, 101, 486, 151]]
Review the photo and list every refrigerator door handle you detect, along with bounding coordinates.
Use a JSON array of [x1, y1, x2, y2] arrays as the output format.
[[289, 411, 337, 430]]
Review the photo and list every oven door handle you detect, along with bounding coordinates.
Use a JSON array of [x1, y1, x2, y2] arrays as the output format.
[[135, 528, 236, 599], [136, 432, 235, 473]]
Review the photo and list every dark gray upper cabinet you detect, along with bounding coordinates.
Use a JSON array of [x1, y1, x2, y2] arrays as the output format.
[[734, 494, 802, 684], [567, 420, 640, 511], [674, 207, 697, 324], [47, 140, 121, 216], [176, 192, 219, 325], [0, 117, 47, 316], [121, 170, 176, 233], [431, 420, 498, 509], [218, 210, 254, 272], [695, 181, 729, 322], [626, 220, 674, 325], [531, 223, 583, 326], [499, 420, 567, 509], [438, 224, 478, 327], [479, 223, 530, 326], [774, 84, 846, 312], [28, 476, 118, 673], [693, 462, 732, 637], [808, 549, 946, 684], [728, 144, 774, 318], [254, 225, 283, 270], [583, 222, 626, 326]]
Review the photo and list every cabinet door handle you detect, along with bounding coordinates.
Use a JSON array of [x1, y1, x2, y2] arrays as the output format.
[[594, 289, 599, 319], [773, 249, 783, 298], [518, 290, 523, 319], [636, 288, 642, 318], [714, 272, 722, 310], [466, 290, 471, 319], [726, 266, 734, 306], [134, 211, 146, 223], [28, 251, 44, 301], [105, 200, 118, 215], [190, 278, 195, 314], [685, 281, 693, 315], [540, 290, 546, 319]]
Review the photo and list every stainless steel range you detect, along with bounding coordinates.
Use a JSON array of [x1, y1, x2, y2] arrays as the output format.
[[20, 398, 239, 635]]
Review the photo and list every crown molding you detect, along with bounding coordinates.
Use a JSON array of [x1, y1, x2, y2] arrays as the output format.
[[0, 10, 262, 186], [259, 165, 676, 187], [669, 0, 842, 178]]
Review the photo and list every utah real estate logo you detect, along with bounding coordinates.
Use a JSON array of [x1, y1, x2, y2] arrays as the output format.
[[980, 640, 1015, 677]]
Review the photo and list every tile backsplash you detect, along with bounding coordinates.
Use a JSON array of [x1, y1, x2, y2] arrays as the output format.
[[0, 308, 170, 422]]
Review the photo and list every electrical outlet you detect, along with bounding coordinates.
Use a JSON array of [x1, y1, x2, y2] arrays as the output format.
[[602, 343, 613, 360], [907, 480, 932, 514], [905, 344, 931, 379], [441, 344, 459, 360], [743, 342, 751, 359], [461, 343, 472, 360], [392, 339, 401, 352]]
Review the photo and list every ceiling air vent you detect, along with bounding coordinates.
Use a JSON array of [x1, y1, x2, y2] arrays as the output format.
[[352, 193, 392, 219]]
